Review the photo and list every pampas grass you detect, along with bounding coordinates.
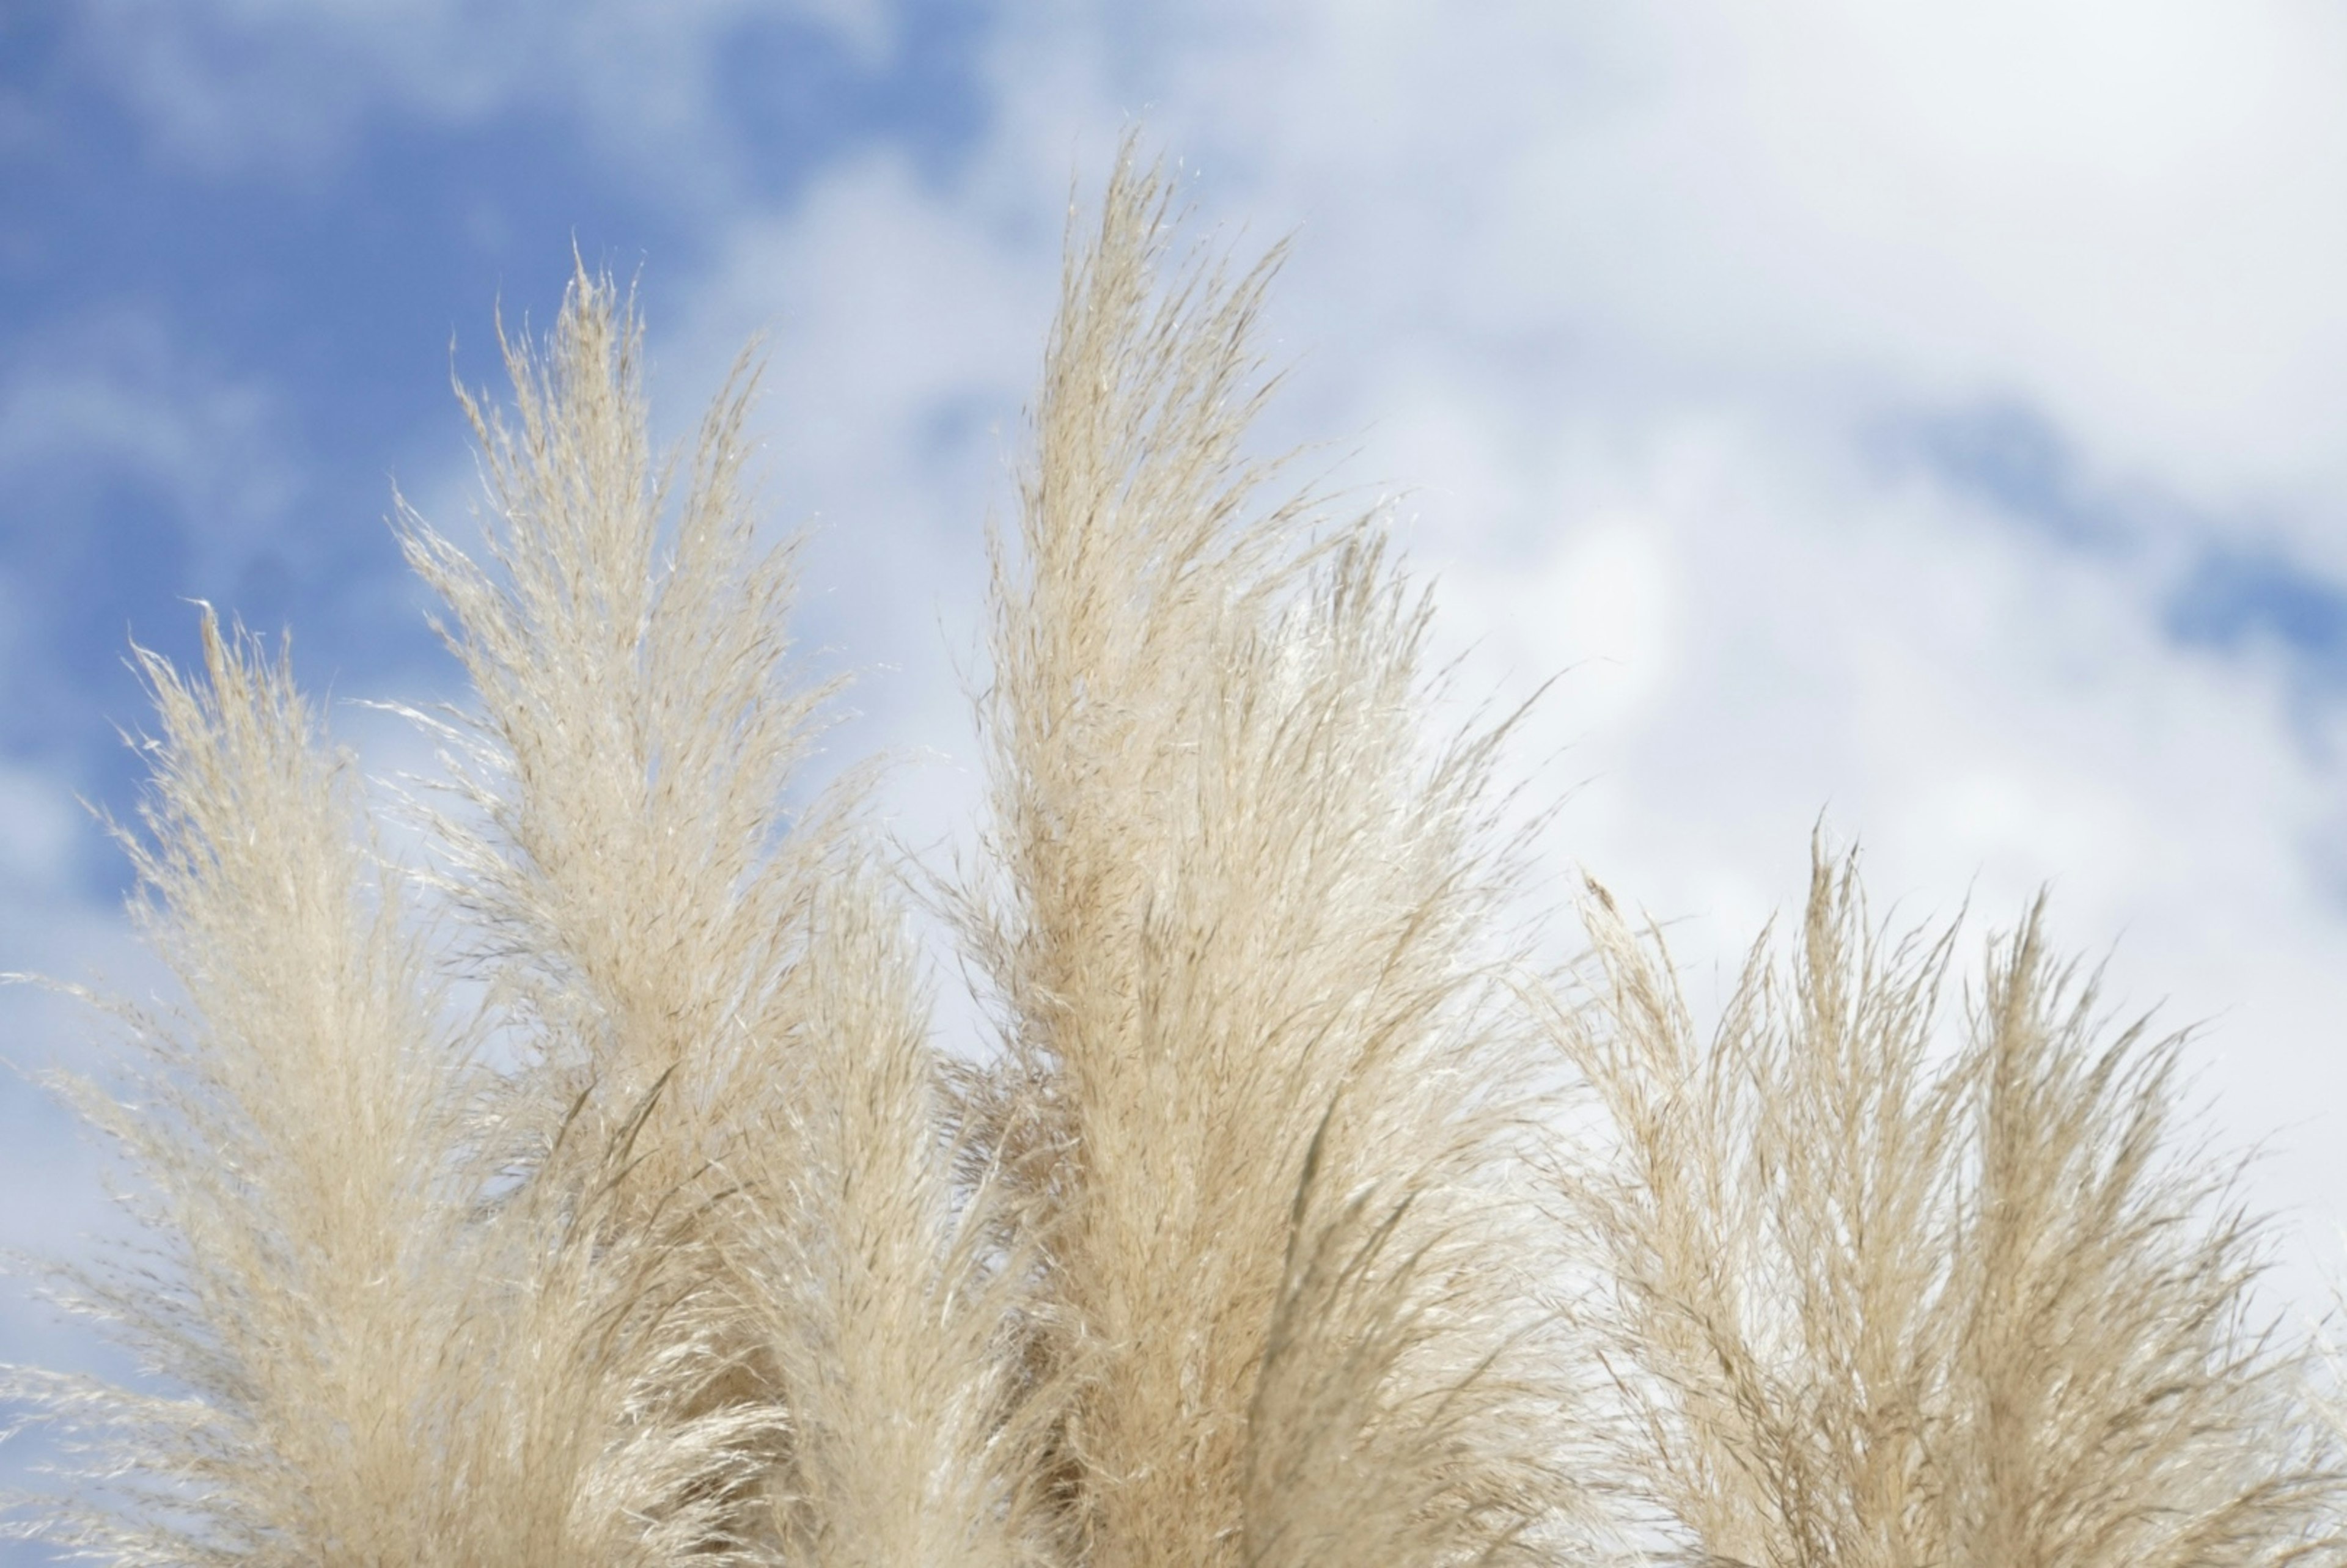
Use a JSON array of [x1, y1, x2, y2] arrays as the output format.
[[1555, 849, 2340, 1567], [1, 615, 760, 1565], [963, 153, 1578, 1567], [4, 139, 2339, 1567], [6, 611, 473, 1564]]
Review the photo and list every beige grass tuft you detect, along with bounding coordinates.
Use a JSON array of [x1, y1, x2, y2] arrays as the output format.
[[0, 615, 763, 1564], [395, 263, 1038, 1564], [965, 140, 1588, 1567], [1554, 846, 2341, 1568], [395, 264, 842, 1186]]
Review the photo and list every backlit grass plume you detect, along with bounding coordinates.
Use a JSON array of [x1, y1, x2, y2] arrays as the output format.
[[5, 140, 2342, 1568], [394, 266, 839, 1194], [392, 261, 1037, 1562], [2, 612, 472, 1563], [0, 615, 760, 1564], [963, 148, 1585, 1566], [1554, 849, 2341, 1568]]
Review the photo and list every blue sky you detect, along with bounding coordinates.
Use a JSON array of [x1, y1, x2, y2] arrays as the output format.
[[12, 1, 2347, 1547], [2, 1, 994, 837]]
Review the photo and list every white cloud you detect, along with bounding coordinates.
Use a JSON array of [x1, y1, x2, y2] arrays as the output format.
[[68, 0, 889, 200], [0, 767, 80, 896], [0, 310, 301, 560], [639, 150, 1057, 848], [1104, 2, 2347, 521], [647, 3, 2347, 1303], [45, 0, 2347, 1317]]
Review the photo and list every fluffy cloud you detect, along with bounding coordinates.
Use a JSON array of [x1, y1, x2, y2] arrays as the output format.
[[704, 3, 2347, 1301], [27, 0, 2347, 1322], [62, 0, 895, 198]]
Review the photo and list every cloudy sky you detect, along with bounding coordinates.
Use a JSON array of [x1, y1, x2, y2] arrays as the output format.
[[10, 0, 2347, 1533]]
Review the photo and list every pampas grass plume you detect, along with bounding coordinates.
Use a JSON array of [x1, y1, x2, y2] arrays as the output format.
[[2, 138, 2338, 1568]]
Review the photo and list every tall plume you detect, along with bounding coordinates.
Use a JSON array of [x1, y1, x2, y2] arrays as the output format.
[[1555, 846, 2341, 1568], [396, 265, 837, 1185], [398, 266, 1039, 1563], [967, 139, 1583, 1567]]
